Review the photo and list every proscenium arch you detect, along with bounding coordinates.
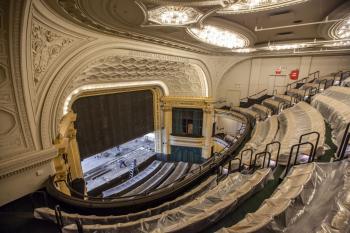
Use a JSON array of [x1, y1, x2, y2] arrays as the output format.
[[40, 42, 212, 149], [63, 81, 170, 115]]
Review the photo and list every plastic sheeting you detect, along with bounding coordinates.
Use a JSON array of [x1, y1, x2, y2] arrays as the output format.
[[61, 169, 272, 233], [311, 86, 350, 147], [218, 159, 350, 233], [34, 176, 217, 226], [238, 102, 325, 167], [342, 77, 350, 87], [275, 102, 325, 165], [102, 160, 162, 197]]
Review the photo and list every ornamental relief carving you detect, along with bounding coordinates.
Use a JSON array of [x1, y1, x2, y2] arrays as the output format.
[[32, 21, 74, 86], [73, 55, 204, 97]]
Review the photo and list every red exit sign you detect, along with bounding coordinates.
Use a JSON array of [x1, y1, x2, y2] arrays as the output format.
[[290, 69, 299, 80]]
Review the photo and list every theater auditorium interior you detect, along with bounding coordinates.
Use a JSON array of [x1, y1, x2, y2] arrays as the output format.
[[1, 0, 350, 232]]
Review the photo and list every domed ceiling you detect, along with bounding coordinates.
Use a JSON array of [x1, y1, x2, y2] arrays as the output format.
[[44, 0, 350, 54]]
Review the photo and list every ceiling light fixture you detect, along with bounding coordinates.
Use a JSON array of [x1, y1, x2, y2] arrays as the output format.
[[232, 48, 256, 53], [148, 6, 202, 25], [218, 0, 309, 14], [335, 16, 350, 39], [188, 25, 249, 49], [266, 43, 307, 50]]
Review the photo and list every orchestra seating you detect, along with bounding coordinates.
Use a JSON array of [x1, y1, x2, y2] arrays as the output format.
[[85, 147, 155, 195], [218, 159, 350, 233], [102, 160, 163, 197], [311, 86, 350, 147], [60, 169, 271, 233]]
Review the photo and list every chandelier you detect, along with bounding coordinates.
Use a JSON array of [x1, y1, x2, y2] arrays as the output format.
[[148, 6, 202, 25], [188, 25, 249, 49], [218, 0, 309, 14]]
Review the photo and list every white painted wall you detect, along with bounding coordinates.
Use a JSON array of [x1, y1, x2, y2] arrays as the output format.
[[216, 55, 350, 104]]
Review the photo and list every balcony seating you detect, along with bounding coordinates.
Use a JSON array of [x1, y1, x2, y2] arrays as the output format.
[[218, 160, 350, 233], [217, 162, 317, 233], [237, 102, 325, 168], [311, 86, 350, 146], [242, 116, 278, 155], [274, 102, 325, 164], [123, 162, 176, 196], [342, 77, 350, 87], [102, 160, 162, 197], [157, 162, 190, 189], [61, 169, 271, 233], [251, 104, 272, 120], [231, 106, 260, 121], [262, 95, 292, 114], [34, 175, 217, 226]]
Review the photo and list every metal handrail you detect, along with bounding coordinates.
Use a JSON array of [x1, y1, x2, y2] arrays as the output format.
[[240, 149, 253, 169], [298, 131, 320, 161], [252, 151, 272, 170], [336, 123, 350, 160], [54, 205, 63, 233], [240, 89, 268, 101], [265, 141, 281, 167], [285, 141, 315, 178]]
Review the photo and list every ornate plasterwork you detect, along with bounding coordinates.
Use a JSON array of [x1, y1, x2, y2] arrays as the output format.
[[55, 0, 212, 54], [31, 20, 74, 87], [73, 55, 205, 97], [0, 0, 31, 157]]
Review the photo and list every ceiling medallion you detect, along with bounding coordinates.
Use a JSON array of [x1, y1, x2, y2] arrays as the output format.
[[188, 25, 249, 49], [147, 6, 202, 25], [218, 0, 309, 14]]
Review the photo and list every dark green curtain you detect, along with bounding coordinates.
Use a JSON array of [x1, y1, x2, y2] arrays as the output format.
[[170, 145, 203, 163]]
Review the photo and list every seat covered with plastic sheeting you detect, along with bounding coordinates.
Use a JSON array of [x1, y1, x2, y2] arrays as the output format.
[[251, 104, 271, 120], [157, 162, 190, 189], [287, 88, 310, 99], [229, 116, 278, 170], [230, 106, 260, 121], [273, 102, 325, 165], [34, 176, 217, 226], [262, 96, 290, 114], [62, 169, 272, 233], [102, 160, 162, 197], [123, 162, 175, 196], [311, 86, 350, 146], [218, 160, 350, 233], [274, 94, 294, 104], [342, 77, 350, 87], [217, 162, 317, 233]]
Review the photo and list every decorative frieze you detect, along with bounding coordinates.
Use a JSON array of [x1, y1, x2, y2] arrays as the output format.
[[31, 21, 74, 86]]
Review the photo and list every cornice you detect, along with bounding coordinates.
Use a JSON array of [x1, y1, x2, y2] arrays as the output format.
[[0, 146, 57, 179]]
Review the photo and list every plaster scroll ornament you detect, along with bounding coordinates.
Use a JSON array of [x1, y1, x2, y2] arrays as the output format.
[[32, 23, 73, 85]]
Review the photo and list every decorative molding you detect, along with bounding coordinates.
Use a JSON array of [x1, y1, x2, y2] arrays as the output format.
[[55, 0, 213, 54], [0, 0, 34, 156], [31, 20, 74, 86], [0, 146, 57, 179]]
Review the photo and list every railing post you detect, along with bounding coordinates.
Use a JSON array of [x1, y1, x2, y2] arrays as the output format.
[[54, 205, 63, 233], [285, 142, 314, 178], [337, 123, 350, 160], [265, 141, 281, 167]]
